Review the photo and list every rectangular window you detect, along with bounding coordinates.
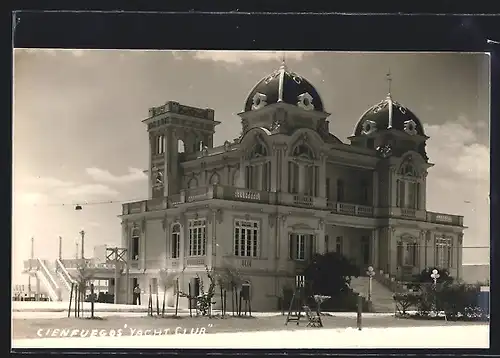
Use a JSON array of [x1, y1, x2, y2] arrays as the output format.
[[435, 236, 452, 268], [289, 234, 312, 260], [188, 219, 207, 257], [156, 135, 165, 154], [234, 219, 259, 257], [132, 236, 140, 260], [171, 230, 180, 259], [262, 162, 269, 191], [336, 236, 343, 254]]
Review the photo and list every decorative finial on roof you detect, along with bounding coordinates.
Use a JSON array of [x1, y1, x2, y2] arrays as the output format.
[[280, 52, 287, 70], [386, 69, 393, 97]]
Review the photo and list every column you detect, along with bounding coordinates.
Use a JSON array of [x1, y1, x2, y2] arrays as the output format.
[[419, 230, 426, 271], [457, 233, 463, 280], [372, 170, 379, 207], [121, 220, 129, 253], [225, 165, 231, 185], [319, 156, 326, 198], [316, 223, 326, 254], [179, 222, 186, 271], [270, 146, 279, 192], [238, 157, 245, 188], [388, 227, 396, 275], [148, 133, 154, 198], [141, 221, 147, 270], [390, 168, 397, 208], [371, 228, 379, 268]]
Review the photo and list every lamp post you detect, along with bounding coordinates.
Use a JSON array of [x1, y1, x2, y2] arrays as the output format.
[[366, 266, 375, 302], [79, 229, 85, 261], [431, 269, 440, 286]]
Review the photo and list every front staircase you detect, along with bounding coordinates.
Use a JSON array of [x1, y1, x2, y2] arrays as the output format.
[[350, 275, 395, 313]]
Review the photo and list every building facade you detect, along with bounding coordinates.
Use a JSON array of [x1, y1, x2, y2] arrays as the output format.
[[119, 63, 465, 310]]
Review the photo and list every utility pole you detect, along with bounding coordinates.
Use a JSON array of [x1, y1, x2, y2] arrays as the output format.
[[28, 237, 34, 296], [106, 247, 127, 305], [80, 230, 85, 260], [58, 236, 62, 260]]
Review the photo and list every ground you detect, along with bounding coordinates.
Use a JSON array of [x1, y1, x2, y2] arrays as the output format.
[[12, 313, 487, 340]]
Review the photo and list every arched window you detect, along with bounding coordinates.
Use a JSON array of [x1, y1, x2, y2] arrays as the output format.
[[171, 225, 181, 259], [398, 157, 420, 209], [188, 177, 198, 189], [209, 173, 220, 185], [293, 143, 314, 159], [131, 228, 140, 261], [250, 143, 267, 158]]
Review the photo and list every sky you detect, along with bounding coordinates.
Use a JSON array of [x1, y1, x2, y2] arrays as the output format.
[[12, 50, 490, 284]]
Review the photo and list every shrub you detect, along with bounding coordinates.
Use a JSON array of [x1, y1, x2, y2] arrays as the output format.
[[303, 251, 360, 297], [393, 292, 420, 315]]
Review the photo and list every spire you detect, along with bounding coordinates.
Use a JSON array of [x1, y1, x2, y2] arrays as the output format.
[[386, 69, 393, 128], [279, 51, 287, 70], [386, 69, 393, 97], [277, 52, 287, 102]]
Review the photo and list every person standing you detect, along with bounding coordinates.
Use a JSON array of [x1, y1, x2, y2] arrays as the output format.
[[133, 285, 141, 305]]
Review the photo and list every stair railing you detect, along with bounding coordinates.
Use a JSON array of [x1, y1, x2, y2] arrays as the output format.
[[35, 270, 59, 301], [56, 259, 76, 290], [372, 267, 408, 294], [37, 258, 60, 293]]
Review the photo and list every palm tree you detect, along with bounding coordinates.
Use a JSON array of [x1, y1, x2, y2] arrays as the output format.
[[159, 268, 178, 317]]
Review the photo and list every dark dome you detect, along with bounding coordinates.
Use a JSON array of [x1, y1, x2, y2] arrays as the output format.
[[353, 95, 425, 137], [244, 64, 324, 113]]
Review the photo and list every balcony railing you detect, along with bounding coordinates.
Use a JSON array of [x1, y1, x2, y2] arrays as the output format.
[[426, 211, 463, 226], [328, 201, 374, 217], [221, 256, 272, 271], [122, 185, 328, 214]]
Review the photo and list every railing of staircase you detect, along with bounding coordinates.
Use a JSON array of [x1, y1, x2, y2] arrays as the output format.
[[56, 259, 76, 290], [372, 268, 408, 294], [35, 270, 59, 301], [37, 258, 60, 293]]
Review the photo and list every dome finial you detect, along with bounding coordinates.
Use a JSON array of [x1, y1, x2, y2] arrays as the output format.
[[386, 69, 393, 97], [280, 52, 287, 70]]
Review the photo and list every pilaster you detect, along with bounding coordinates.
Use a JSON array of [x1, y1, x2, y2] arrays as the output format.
[[318, 153, 326, 198], [372, 170, 379, 207], [371, 228, 379, 268]]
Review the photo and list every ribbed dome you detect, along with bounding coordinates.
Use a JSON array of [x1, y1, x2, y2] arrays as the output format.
[[353, 94, 425, 137], [244, 63, 324, 113]]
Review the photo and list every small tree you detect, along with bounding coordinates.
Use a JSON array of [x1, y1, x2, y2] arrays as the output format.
[[159, 269, 178, 317], [179, 266, 217, 317], [74, 261, 96, 318], [303, 252, 360, 298]]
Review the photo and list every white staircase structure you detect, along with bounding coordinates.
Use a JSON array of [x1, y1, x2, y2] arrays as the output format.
[[23, 259, 76, 302], [350, 275, 395, 313]]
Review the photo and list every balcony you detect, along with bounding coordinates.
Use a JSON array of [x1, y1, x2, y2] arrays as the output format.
[[328, 201, 374, 217], [221, 256, 273, 271], [122, 185, 328, 215], [426, 211, 464, 226]]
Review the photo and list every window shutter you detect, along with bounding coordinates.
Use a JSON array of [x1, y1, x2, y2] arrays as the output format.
[[288, 234, 293, 259]]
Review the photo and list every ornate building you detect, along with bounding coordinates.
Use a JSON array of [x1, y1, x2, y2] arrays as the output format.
[[118, 62, 465, 310]]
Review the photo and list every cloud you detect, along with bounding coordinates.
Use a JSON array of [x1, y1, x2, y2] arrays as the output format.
[[85, 167, 147, 184], [423, 115, 489, 263], [425, 117, 489, 182], [192, 51, 307, 65], [20, 175, 120, 205], [15, 48, 85, 57]]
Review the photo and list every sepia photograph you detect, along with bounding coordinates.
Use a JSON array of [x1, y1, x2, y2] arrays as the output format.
[[12, 49, 490, 349]]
